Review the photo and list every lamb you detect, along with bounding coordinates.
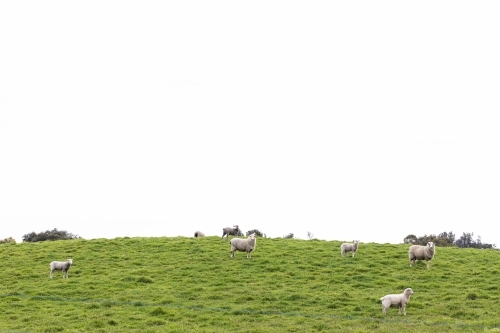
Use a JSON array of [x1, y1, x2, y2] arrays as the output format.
[[222, 225, 240, 241], [409, 241, 435, 269], [230, 233, 256, 258], [194, 231, 205, 237], [50, 258, 73, 279], [380, 288, 414, 315], [340, 240, 359, 257]]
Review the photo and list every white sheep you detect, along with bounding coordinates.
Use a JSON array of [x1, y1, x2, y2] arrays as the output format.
[[230, 233, 256, 258], [222, 225, 240, 241], [340, 240, 359, 257], [194, 231, 205, 238], [409, 241, 435, 269], [50, 258, 73, 279], [380, 288, 414, 315]]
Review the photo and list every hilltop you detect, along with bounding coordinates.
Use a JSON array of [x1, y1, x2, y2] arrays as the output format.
[[0, 236, 499, 332]]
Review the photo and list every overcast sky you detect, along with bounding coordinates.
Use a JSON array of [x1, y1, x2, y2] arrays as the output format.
[[1, 1, 499, 246]]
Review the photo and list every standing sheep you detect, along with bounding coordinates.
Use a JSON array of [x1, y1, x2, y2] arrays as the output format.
[[50, 258, 73, 279], [222, 225, 240, 241], [409, 241, 435, 269], [194, 231, 205, 238], [380, 288, 414, 315], [230, 233, 256, 258], [340, 240, 359, 257]]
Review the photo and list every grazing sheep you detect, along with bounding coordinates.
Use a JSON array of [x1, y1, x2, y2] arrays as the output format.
[[409, 241, 435, 269], [194, 231, 205, 238], [50, 259, 73, 279], [340, 240, 359, 257], [230, 233, 256, 258], [222, 225, 240, 241], [380, 288, 414, 315]]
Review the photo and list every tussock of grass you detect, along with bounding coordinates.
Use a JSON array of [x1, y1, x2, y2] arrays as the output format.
[[1, 236, 500, 332]]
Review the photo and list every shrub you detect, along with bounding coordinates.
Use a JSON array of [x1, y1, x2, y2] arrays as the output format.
[[0, 237, 16, 244], [246, 229, 266, 238], [22, 228, 81, 243]]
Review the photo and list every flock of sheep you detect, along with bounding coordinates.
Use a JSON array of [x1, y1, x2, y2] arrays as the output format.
[[341, 240, 435, 315], [196, 225, 257, 259], [48, 228, 436, 316], [198, 227, 437, 316], [339, 240, 435, 316]]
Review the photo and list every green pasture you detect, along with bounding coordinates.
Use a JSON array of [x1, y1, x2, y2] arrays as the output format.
[[0, 236, 499, 332]]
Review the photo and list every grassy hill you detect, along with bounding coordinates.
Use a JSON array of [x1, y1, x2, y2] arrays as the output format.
[[0, 236, 499, 332]]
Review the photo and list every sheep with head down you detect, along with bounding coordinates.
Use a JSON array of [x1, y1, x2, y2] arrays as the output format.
[[194, 231, 205, 238], [230, 233, 256, 258], [409, 241, 435, 269]]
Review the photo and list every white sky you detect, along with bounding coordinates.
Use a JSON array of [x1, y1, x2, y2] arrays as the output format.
[[1, 1, 499, 246]]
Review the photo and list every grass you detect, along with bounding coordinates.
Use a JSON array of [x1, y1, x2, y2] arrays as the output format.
[[0, 237, 499, 332]]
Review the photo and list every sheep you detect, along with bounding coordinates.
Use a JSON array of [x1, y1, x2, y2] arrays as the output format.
[[50, 258, 73, 279], [230, 233, 256, 258], [380, 287, 414, 315], [340, 240, 359, 257], [194, 231, 205, 238], [409, 241, 435, 269], [222, 225, 240, 241]]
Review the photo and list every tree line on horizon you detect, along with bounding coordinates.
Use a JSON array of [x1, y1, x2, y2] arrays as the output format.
[[404, 231, 495, 249], [0, 229, 495, 249]]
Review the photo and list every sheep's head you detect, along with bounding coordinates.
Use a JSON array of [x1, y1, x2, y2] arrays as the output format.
[[404, 288, 414, 297], [248, 233, 256, 240], [67, 259, 73, 264], [427, 242, 434, 249], [233, 225, 239, 230]]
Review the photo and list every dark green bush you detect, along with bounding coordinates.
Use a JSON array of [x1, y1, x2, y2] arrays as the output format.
[[22, 228, 80, 242]]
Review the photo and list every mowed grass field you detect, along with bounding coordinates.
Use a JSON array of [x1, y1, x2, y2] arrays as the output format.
[[1, 236, 499, 332]]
